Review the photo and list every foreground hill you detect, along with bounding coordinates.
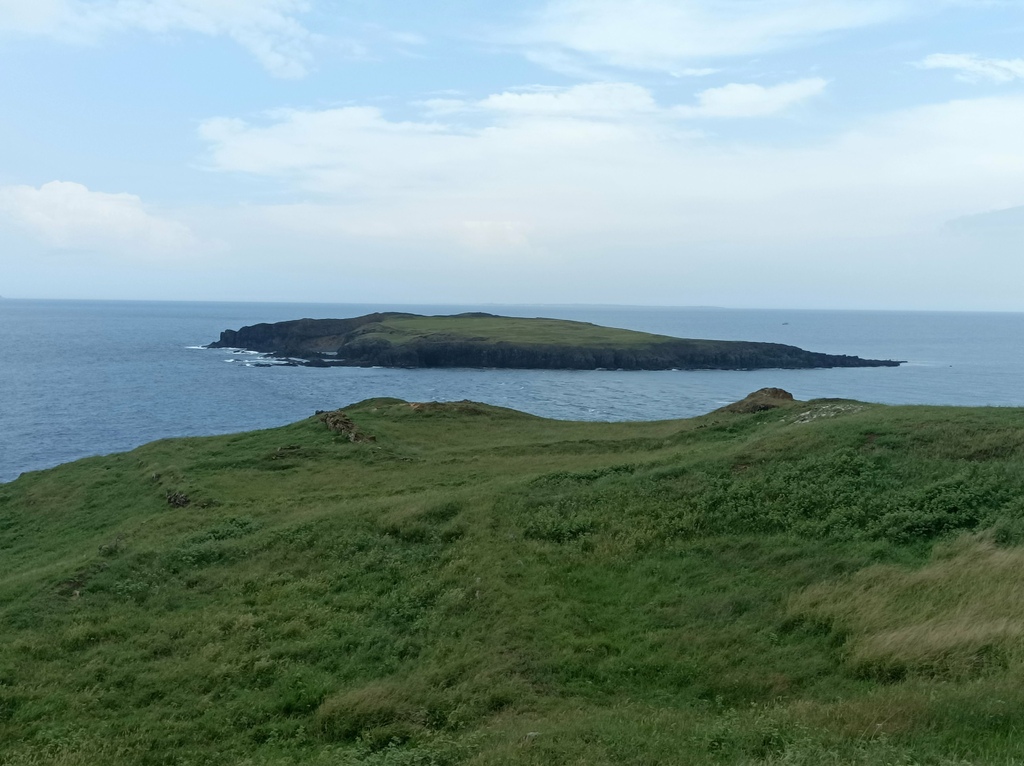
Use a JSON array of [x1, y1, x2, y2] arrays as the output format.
[[208, 312, 902, 370], [3, 391, 1024, 765]]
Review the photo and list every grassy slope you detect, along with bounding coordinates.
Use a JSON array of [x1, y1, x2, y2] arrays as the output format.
[[3, 398, 1024, 764], [346, 315, 684, 348]]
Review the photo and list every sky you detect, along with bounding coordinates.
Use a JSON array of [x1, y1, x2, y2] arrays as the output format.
[[0, 0, 1022, 309]]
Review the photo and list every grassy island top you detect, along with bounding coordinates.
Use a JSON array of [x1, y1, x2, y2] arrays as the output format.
[[2, 390, 1022, 764], [338, 312, 678, 347], [210, 312, 902, 369]]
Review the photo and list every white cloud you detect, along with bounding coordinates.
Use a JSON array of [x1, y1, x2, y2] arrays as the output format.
[[918, 53, 1024, 83], [0, 0, 68, 33], [422, 82, 661, 119], [480, 82, 658, 117], [421, 80, 819, 122], [521, 47, 620, 80], [197, 89, 1024, 265], [675, 77, 828, 117], [519, 0, 907, 73], [198, 108, 456, 195], [671, 68, 719, 78], [0, 181, 201, 255], [0, 0, 314, 77], [419, 98, 471, 116]]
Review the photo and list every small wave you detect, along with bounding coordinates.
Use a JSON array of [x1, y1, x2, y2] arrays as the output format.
[[185, 345, 208, 350]]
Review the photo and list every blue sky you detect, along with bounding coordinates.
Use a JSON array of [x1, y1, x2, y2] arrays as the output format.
[[1, 0, 1022, 309]]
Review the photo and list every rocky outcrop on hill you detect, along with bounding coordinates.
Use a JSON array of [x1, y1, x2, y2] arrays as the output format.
[[316, 410, 375, 442], [719, 388, 797, 414]]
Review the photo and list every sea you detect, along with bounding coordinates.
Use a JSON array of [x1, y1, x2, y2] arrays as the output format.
[[3, 299, 1024, 485]]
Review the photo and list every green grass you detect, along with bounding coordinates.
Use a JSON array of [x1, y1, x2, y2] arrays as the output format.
[[3, 396, 1024, 764], [354, 315, 680, 348]]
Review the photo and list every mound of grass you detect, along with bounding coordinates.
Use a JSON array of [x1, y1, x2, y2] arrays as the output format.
[[2, 394, 1024, 764]]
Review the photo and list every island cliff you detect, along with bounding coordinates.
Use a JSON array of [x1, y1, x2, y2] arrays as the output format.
[[208, 312, 903, 370]]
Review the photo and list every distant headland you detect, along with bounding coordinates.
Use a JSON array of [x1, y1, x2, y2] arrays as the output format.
[[208, 312, 902, 371]]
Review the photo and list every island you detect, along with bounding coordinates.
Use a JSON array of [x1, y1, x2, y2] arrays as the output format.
[[207, 311, 902, 370]]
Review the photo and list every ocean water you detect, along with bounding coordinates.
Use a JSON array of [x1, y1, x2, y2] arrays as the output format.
[[2, 299, 1024, 484]]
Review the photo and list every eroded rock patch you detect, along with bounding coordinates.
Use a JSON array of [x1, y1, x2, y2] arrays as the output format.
[[317, 410, 375, 442]]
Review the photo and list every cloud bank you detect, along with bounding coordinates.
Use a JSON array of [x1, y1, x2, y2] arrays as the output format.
[[919, 53, 1024, 83], [675, 78, 828, 118], [196, 85, 1024, 266], [0, 181, 201, 255], [0, 0, 315, 77], [519, 0, 906, 72]]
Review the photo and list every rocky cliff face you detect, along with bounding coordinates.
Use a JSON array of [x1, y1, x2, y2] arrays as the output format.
[[331, 339, 899, 370], [209, 313, 414, 355]]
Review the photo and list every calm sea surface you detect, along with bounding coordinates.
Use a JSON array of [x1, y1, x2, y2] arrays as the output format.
[[2, 299, 1023, 484]]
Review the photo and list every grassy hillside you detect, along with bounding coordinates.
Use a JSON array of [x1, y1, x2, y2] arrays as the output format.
[[2, 394, 1024, 765]]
